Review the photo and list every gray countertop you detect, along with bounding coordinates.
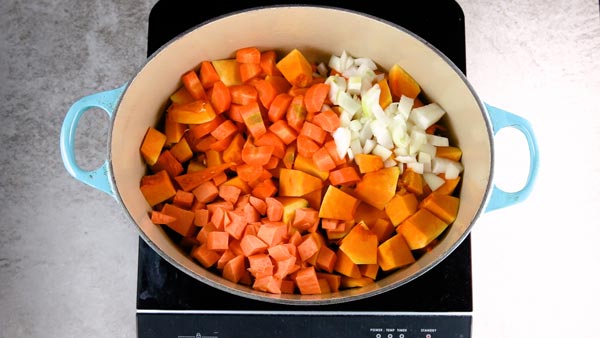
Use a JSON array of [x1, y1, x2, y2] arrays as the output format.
[[1, 1, 599, 337]]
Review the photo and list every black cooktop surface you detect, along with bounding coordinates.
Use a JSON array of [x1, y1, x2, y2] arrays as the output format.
[[137, 0, 471, 314]]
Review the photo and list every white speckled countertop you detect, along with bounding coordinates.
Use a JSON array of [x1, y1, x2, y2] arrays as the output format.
[[1, 1, 599, 337]]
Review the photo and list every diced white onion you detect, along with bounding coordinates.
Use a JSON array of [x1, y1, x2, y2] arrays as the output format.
[[347, 76, 362, 95], [333, 127, 351, 159], [384, 158, 397, 168], [316, 62, 328, 77], [370, 120, 394, 149], [395, 154, 417, 163], [418, 143, 437, 157], [337, 91, 361, 117], [417, 151, 432, 173], [350, 138, 363, 156], [372, 144, 393, 160], [423, 172, 446, 191], [407, 162, 424, 174], [427, 134, 450, 147], [409, 103, 446, 130], [362, 138, 376, 154], [397, 95, 414, 119], [325, 51, 460, 184], [445, 160, 464, 179]]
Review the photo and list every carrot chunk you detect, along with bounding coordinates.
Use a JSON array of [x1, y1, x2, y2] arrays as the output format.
[[304, 83, 330, 114], [311, 109, 341, 133], [236, 46, 262, 64], [268, 93, 293, 123], [199, 60, 221, 89], [181, 70, 207, 100]]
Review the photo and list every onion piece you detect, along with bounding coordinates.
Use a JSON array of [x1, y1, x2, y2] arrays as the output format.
[[332, 127, 352, 159], [409, 103, 446, 130], [370, 119, 394, 149], [423, 172, 446, 191]]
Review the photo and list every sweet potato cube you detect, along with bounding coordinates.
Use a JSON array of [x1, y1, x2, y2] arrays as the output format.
[[140, 127, 167, 166], [294, 266, 321, 295], [354, 166, 400, 210], [274, 256, 297, 280], [240, 235, 268, 256], [222, 254, 246, 283], [377, 233, 415, 271], [338, 221, 378, 265], [292, 207, 319, 231], [396, 208, 449, 250], [297, 234, 321, 262], [206, 231, 230, 251], [172, 189, 194, 209], [191, 243, 221, 268], [257, 221, 288, 247], [140, 170, 177, 207], [247, 253, 274, 278], [316, 245, 337, 273], [253, 275, 282, 294]]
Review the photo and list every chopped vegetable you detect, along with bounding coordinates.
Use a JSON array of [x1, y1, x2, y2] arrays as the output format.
[[138, 47, 464, 295]]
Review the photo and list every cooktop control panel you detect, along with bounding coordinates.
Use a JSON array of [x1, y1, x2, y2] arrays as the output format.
[[137, 311, 472, 338]]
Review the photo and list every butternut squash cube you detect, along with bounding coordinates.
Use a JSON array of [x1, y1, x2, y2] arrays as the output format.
[[385, 192, 418, 226], [388, 63, 421, 100], [140, 127, 166, 166], [396, 208, 448, 250], [354, 166, 400, 210], [318, 185, 360, 221], [420, 192, 460, 224], [212, 58, 242, 86], [278, 168, 322, 196], [140, 169, 177, 207], [276, 49, 313, 88]]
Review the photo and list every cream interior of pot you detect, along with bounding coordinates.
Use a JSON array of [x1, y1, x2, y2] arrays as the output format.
[[109, 6, 493, 305]]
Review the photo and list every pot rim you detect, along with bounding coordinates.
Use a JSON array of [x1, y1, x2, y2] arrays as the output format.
[[107, 4, 495, 305]]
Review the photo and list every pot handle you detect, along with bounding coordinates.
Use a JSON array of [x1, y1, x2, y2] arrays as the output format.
[[60, 85, 127, 198], [484, 103, 539, 212]]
